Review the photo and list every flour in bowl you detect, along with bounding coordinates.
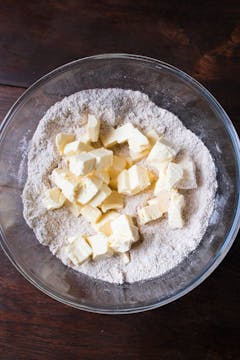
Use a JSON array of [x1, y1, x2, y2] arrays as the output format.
[[22, 89, 217, 284]]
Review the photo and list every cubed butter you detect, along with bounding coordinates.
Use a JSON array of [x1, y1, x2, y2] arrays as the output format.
[[42, 187, 66, 210], [77, 176, 102, 204], [166, 162, 184, 189], [168, 190, 185, 229], [63, 235, 92, 265], [68, 201, 82, 217], [51, 168, 80, 202], [90, 148, 113, 170], [109, 155, 127, 189], [148, 190, 170, 213], [128, 127, 150, 153], [154, 162, 169, 195], [87, 114, 100, 142], [114, 123, 135, 144], [55, 133, 75, 155], [100, 123, 135, 148], [129, 148, 150, 161], [177, 155, 197, 189], [95, 169, 110, 184], [100, 191, 124, 212], [110, 214, 139, 243], [78, 132, 91, 144], [87, 233, 109, 259], [137, 204, 163, 225], [109, 234, 133, 253], [63, 140, 93, 156], [146, 129, 161, 145], [89, 183, 112, 207], [100, 126, 118, 148], [80, 204, 102, 223], [147, 139, 177, 166], [128, 165, 151, 194], [109, 155, 127, 178], [94, 211, 120, 236], [117, 169, 130, 194], [69, 152, 96, 176]]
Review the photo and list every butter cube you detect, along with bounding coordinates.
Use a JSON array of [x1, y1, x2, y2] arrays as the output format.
[[68, 201, 82, 217], [51, 168, 80, 202], [128, 127, 150, 153], [87, 114, 100, 142], [94, 211, 120, 236], [69, 152, 96, 176], [87, 233, 109, 259], [117, 169, 130, 194], [154, 162, 169, 194], [78, 132, 91, 144], [109, 155, 127, 177], [166, 162, 184, 189], [114, 123, 135, 144], [63, 140, 93, 156], [89, 184, 112, 207], [110, 214, 139, 243], [129, 148, 150, 161], [109, 234, 133, 253], [42, 187, 66, 210], [64, 235, 92, 265], [90, 148, 113, 170], [100, 191, 124, 212], [168, 190, 185, 229], [137, 204, 163, 225], [147, 139, 177, 166], [100, 123, 135, 148], [177, 155, 197, 189], [100, 126, 118, 148], [109, 214, 139, 253], [146, 129, 161, 145], [148, 190, 170, 213], [77, 176, 102, 204], [128, 165, 150, 194], [55, 133, 75, 155], [95, 169, 110, 184], [80, 204, 102, 223], [109, 155, 127, 189]]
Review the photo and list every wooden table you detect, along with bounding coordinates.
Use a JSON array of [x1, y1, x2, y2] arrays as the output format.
[[0, 1, 239, 358]]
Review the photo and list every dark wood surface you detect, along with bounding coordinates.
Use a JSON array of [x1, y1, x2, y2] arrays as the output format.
[[0, 1, 240, 359]]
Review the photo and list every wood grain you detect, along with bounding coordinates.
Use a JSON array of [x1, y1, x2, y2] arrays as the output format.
[[0, 0, 240, 358]]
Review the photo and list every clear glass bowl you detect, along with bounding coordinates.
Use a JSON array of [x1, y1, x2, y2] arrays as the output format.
[[0, 54, 239, 314]]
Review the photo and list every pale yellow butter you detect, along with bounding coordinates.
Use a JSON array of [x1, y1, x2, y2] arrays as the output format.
[[42, 187, 66, 210], [90, 148, 113, 170], [63, 235, 92, 265], [69, 152, 96, 176], [63, 140, 93, 156], [55, 133, 75, 155], [94, 211, 120, 236], [87, 114, 100, 142], [168, 190, 185, 229], [147, 139, 177, 166], [77, 176, 102, 204], [80, 204, 102, 223], [87, 233, 109, 259], [51, 168, 80, 202], [100, 191, 124, 212], [89, 183, 112, 207]]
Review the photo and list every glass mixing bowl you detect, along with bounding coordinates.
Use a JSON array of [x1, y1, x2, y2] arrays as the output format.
[[0, 54, 239, 314]]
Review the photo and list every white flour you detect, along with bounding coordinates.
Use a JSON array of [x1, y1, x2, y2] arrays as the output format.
[[22, 89, 217, 284]]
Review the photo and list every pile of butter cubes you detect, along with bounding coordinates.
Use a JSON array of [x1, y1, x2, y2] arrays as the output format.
[[42, 114, 197, 266]]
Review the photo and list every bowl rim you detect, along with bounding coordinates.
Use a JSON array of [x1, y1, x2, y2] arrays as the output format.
[[0, 53, 240, 314]]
